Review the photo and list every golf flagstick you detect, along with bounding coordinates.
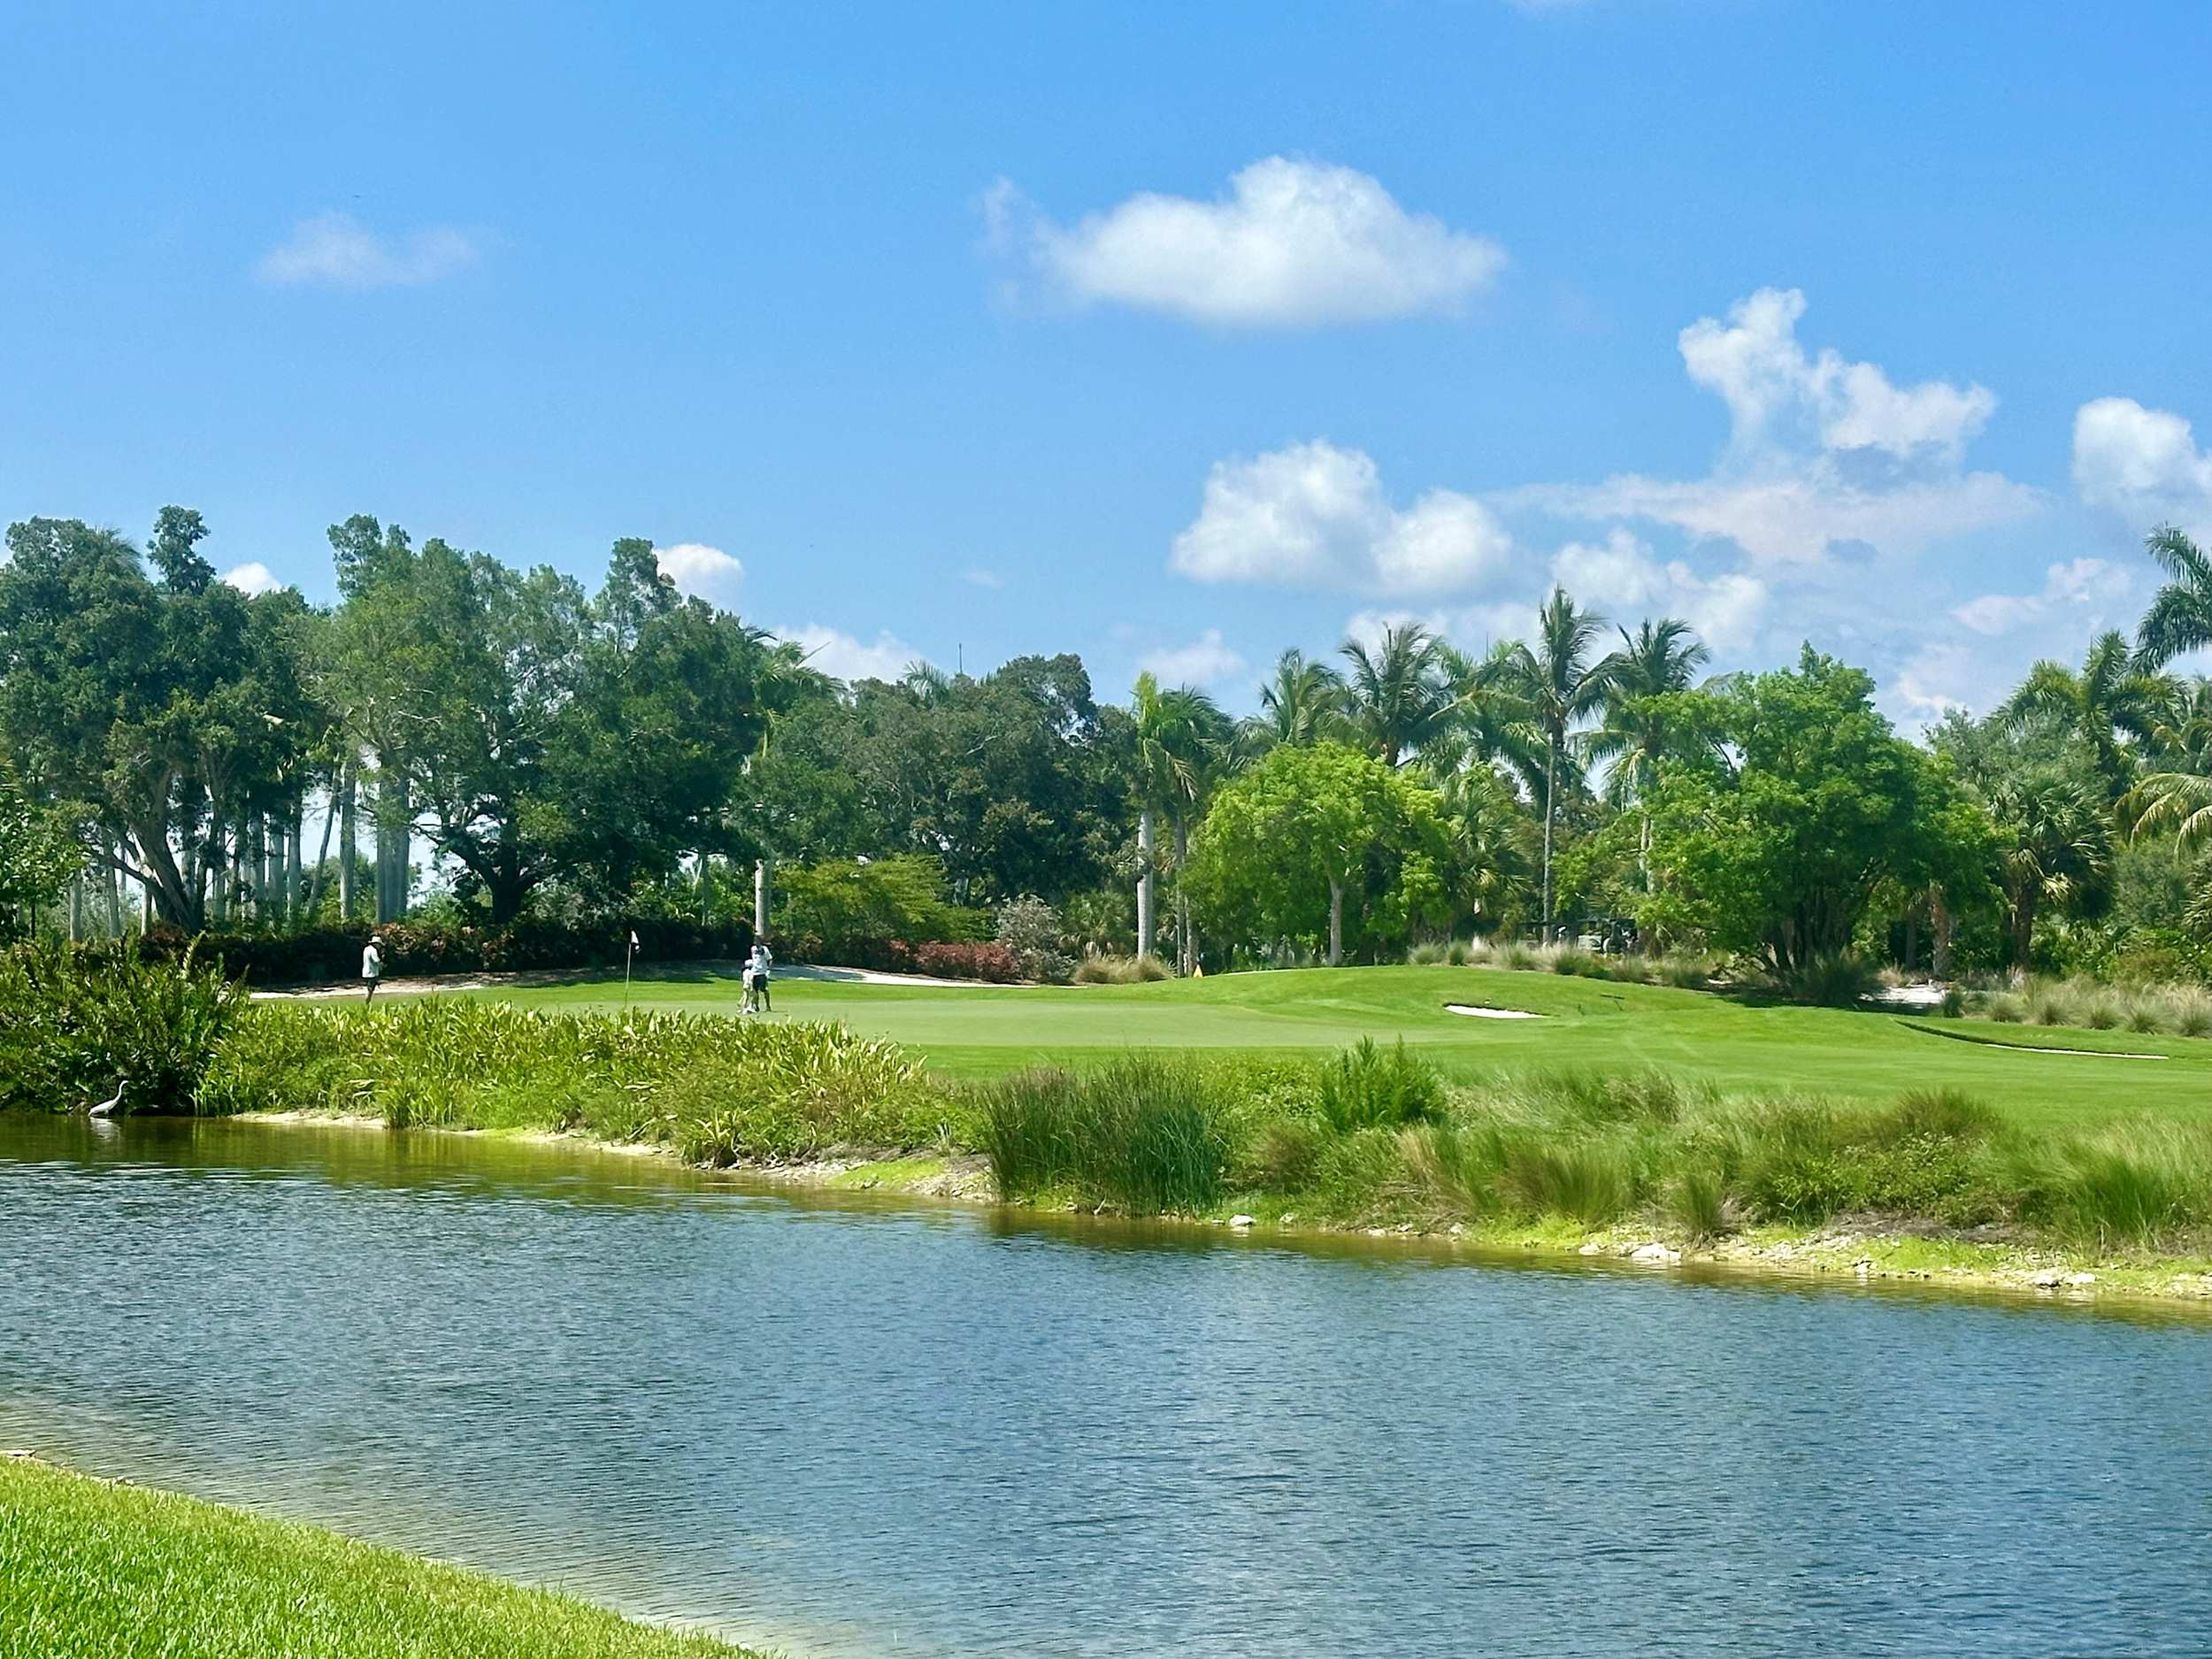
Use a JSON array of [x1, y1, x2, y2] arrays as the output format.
[[626, 928, 638, 1010]]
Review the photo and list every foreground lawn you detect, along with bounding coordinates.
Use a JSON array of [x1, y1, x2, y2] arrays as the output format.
[[484, 963, 2212, 1133], [0, 1458, 753, 1659]]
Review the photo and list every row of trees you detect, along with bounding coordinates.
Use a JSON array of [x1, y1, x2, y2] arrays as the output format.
[[10, 505, 2212, 983]]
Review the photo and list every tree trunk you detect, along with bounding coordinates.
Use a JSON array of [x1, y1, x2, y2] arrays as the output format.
[[338, 763, 357, 922], [67, 875, 82, 943], [1540, 738, 1558, 934], [1173, 815, 1192, 975], [2013, 888, 2035, 972], [1327, 877, 1344, 967], [1136, 808, 1156, 960], [305, 769, 342, 924], [1932, 887, 1954, 981], [287, 799, 304, 926], [104, 855, 122, 938], [209, 813, 228, 927]]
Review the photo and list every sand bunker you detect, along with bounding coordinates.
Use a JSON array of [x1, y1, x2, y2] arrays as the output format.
[[1445, 1004, 1542, 1020]]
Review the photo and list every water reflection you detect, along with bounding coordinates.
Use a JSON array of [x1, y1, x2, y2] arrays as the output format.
[[3, 1113, 2209, 1658]]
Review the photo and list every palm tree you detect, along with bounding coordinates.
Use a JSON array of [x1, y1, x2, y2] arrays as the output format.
[[2000, 631, 2170, 801], [1582, 618, 1711, 887], [2137, 526, 2212, 666], [1433, 764, 1533, 942], [1497, 588, 1615, 933], [1130, 672, 1228, 966], [1240, 649, 1346, 756], [1433, 641, 1548, 795], [1986, 772, 2111, 968], [1340, 623, 1447, 766]]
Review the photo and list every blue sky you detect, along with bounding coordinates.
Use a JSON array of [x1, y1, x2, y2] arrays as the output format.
[[6, 0, 2212, 721]]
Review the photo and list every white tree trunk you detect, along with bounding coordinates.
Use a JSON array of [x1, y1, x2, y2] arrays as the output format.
[[1136, 808, 1156, 960], [338, 764, 357, 922], [1541, 740, 1558, 934], [1327, 877, 1344, 967]]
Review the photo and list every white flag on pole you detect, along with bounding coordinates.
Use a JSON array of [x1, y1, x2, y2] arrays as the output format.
[[629, 930, 640, 949]]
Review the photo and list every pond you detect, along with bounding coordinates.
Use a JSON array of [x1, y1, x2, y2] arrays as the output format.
[[3, 1114, 2208, 1657]]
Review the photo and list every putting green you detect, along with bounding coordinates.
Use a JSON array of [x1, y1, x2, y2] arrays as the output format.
[[479, 964, 2212, 1133]]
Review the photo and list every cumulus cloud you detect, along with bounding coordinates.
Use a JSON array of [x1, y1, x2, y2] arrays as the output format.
[[221, 562, 283, 596], [1171, 440, 1515, 594], [1549, 529, 1768, 653], [653, 542, 743, 603], [1950, 557, 2127, 637], [2073, 396, 2212, 535], [784, 625, 924, 685], [1138, 629, 1248, 687], [989, 157, 1506, 326], [1508, 288, 2038, 565], [256, 211, 480, 288]]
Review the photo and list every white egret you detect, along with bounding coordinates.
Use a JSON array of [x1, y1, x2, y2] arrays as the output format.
[[88, 1084, 123, 1118]]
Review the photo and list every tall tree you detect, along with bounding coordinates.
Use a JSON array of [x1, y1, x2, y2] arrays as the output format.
[[1186, 741, 1448, 966], [1498, 588, 1616, 932], [2000, 630, 2170, 801], [1340, 624, 1447, 767], [1985, 771, 2111, 967], [1130, 672, 1227, 964], [1583, 617, 1712, 887], [1643, 649, 1994, 975], [2136, 526, 2212, 666], [1240, 649, 1346, 756]]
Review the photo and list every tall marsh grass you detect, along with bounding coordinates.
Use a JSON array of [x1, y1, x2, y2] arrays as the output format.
[[979, 1056, 1229, 1213]]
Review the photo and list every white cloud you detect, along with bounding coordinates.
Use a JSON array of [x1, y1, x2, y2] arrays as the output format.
[[220, 562, 283, 596], [960, 566, 1005, 589], [1509, 288, 2038, 566], [1138, 628, 1248, 687], [256, 211, 480, 288], [783, 625, 924, 684], [1549, 528, 1768, 652], [2072, 396, 2212, 534], [1171, 440, 1514, 594], [994, 157, 1506, 326], [653, 541, 743, 603], [1950, 557, 2126, 637]]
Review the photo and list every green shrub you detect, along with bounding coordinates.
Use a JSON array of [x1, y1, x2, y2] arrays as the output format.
[[1652, 951, 1717, 990], [1939, 985, 1967, 1018], [1406, 941, 1449, 966], [1985, 993, 2024, 1023], [1667, 1165, 1733, 1240], [994, 896, 1073, 984], [1317, 1038, 1444, 1133], [2084, 999, 2121, 1031], [1767, 952, 1881, 1007], [1444, 941, 1471, 967], [0, 944, 243, 1113]]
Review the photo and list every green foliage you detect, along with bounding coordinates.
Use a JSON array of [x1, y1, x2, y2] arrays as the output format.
[[1762, 951, 1884, 1008], [1186, 741, 1450, 961], [0, 763, 79, 941], [198, 999, 958, 1156], [1317, 1038, 1444, 1133], [1641, 649, 1996, 974], [777, 854, 979, 957], [0, 945, 242, 1113], [979, 1056, 1230, 1213]]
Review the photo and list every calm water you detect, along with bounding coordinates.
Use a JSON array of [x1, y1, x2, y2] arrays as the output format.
[[4, 1116, 2210, 1657]]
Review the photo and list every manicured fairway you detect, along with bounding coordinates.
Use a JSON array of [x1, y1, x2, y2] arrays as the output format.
[[480, 964, 2212, 1133]]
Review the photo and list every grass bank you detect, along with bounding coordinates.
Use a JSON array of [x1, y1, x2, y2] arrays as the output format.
[[199, 996, 2212, 1302], [0, 1456, 755, 1659]]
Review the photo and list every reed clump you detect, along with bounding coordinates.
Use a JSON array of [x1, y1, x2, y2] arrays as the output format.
[[1071, 953, 1172, 985]]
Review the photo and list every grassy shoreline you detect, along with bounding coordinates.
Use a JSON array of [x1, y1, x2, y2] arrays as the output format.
[[230, 1106, 2212, 1313], [0, 1456, 758, 1659]]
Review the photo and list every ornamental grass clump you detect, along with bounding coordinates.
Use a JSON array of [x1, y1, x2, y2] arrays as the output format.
[[1317, 1038, 1444, 1133], [979, 1056, 1228, 1214], [2015, 1123, 2212, 1250]]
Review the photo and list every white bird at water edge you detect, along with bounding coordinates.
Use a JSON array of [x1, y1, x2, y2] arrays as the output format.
[[88, 1084, 123, 1118]]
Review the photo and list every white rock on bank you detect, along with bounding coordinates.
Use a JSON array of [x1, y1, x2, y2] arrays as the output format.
[[1227, 1214, 1256, 1230], [1628, 1242, 1681, 1264]]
